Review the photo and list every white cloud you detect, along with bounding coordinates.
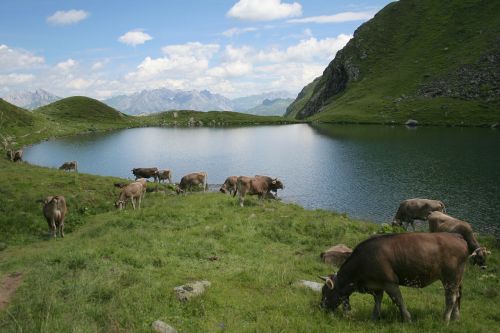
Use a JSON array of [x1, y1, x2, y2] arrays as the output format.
[[56, 59, 77, 71], [118, 30, 153, 47], [91, 62, 104, 70], [288, 11, 375, 24], [0, 44, 44, 70], [222, 27, 258, 37], [227, 0, 302, 21], [0, 73, 35, 85], [207, 61, 253, 77], [126, 42, 219, 81], [47, 9, 89, 25], [68, 78, 93, 89]]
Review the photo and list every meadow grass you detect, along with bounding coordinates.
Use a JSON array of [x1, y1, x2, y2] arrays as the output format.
[[0, 162, 498, 332]]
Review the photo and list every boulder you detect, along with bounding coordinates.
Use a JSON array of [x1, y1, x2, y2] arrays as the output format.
[[405, 119, 419, 127], [174, 280, 211, 301], [152, 320, 177, 333], [320, 244, 352, 267]]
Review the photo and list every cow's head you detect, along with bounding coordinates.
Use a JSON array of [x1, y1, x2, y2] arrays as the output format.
[[175, 185, 184, 195], [114, 200, 125, 210], [219, 185, 227, 194], [470, 247, 490, 268], [271, 178, 284, 191], [319, 274, 353, 313]]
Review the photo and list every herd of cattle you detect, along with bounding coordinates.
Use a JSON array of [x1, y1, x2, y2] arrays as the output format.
[[4, 154, 492, 324]]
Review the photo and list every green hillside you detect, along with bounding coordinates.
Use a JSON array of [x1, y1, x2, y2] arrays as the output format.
[[0, 99, 37, 137], [286, 0, 500, 126], [35, 96, 130, 124]]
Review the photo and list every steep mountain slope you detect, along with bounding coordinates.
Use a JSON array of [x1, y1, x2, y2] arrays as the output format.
[[0, 99, 34, 128], [35, 96, 129, 124], [105, 89, 233, 114], [245, 98, 294, 116], [3, 89, 60, 110], [286, 0, 500, 125]]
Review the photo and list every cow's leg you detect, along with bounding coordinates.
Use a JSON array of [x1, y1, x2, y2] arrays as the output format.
[[50, 219, 57, 238], [443, 287, 458, 324], [60, 221, 65, 238], [239, 194, 245, 207], [372, 290, 384, 320], [138, 195, 142, 209], [131, 197, 136, 210], [385, 284, 411, 322], [451, 284, 461, 321]]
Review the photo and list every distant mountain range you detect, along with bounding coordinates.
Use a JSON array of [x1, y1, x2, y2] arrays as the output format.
[[245, 98, 295, 116], [2, 88, 295, 115], [2, 89, 61, 110]]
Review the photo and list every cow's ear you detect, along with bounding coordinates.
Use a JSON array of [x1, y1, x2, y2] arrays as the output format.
[[326, 278, 335, 290]]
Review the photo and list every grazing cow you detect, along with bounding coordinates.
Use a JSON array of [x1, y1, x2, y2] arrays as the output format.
[[115, 182, 144, 210], [320, 232, 469, 323], [236, 175, 284, 207], [42, 196, 67, 238], [6, 149, 23, 162], [59, 161, 78, 172], [220, 176, 238, 195], [176, 172, 208, 194], [132, 167, 158, 182], [392, 198, 446, 230], [428, 211, 490, 267], [157, 169, 173, 184]]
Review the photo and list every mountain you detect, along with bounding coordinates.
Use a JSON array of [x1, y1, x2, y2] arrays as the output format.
[[105, 88, 233, 115], [286, 0, 500, 125], [231, 91, 295, 112], [0, 99, 34, 128], [244, 98, 294, 116], [3, 89, 61, 110], [35, 96, 128, 123]]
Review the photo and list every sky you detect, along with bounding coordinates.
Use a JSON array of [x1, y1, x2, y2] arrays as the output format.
[[0, 0, 393, 99]]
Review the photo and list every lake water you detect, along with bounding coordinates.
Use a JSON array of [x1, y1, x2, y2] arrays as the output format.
[[23, 124, 500, 237]]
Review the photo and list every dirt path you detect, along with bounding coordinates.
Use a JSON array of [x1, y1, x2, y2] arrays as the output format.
[[0, 272, 23, 311]]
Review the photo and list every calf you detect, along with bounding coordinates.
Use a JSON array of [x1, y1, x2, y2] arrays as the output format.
[[59, 161, 78, 172], [115, 182, 144, 210], [220, 176, 238, 195], [157, 169, 173, 184], [392, 198, 446, 230], [320, 232, 469, 323], [42, 196, 67, 238], [428, 211, 490, 267], [176, 172, 208, 194]]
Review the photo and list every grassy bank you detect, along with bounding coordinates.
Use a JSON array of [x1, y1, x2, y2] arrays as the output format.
[[0, 157, 498, 332]]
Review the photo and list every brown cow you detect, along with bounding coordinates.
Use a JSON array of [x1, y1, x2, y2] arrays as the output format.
[[428, 211, 490, 267], [236, 175, 284, 207], [220, 176, 238, 195], [42, 196, 67, 238], [392, 198, 446, 230], [132, 167, 158, 182], [59, 161, 78, 172], [176, 172, 208, 194], [6, 149, 23, 162], [320, 232, 469, 323], [157, 169, 173, 184], [115, 182, 144, 210]]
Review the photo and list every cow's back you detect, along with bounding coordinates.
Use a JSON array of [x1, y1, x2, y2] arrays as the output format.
[[338, 233, 468, 288]]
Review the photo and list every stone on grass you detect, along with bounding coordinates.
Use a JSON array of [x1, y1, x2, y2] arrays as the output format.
[[405, 119, 419, 127], [320, 244, 353, 267], [152, 320, 177, 333], [295, 280, 323, 292], [174, 280, 211, 301]]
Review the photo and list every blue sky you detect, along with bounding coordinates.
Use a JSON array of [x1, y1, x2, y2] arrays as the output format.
[[0, 0, 393, 99]]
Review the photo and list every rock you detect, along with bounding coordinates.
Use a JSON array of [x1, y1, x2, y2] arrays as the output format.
[[152, 320, 177, 333], [320, 244, 353, 267], [174, 280, 211, 301], [405, 119, 419, 127], [491, 123, 499, 129], [295, 280, 323, 292]]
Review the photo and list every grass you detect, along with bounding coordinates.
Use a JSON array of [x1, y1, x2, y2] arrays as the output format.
[[287, 0, 500, 126]]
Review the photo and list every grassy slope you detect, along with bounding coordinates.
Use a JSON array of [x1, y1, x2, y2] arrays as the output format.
[[289, 0, 500, 125]]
